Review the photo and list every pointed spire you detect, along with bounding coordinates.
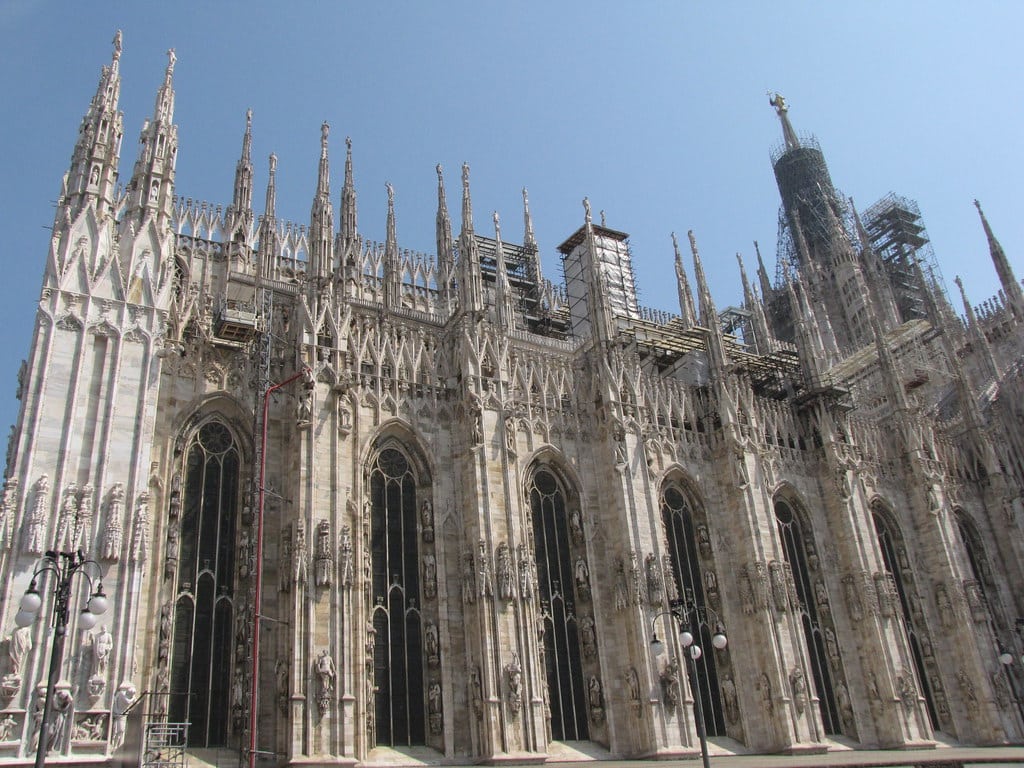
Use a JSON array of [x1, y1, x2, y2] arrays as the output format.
[[340, 137, 358, 249], [974, 200, 1024, 319], [955, 276, 1001, 381], [259, 153, 278, 278], [460, 162, 473, 235], [435, 164, 455, 309], [125, 46, 178, 227], [754, 241, 774, 300], [672, 233, 697, 328], [522, 188, 544, 291], [63, 29, 125, 221], [738, 252, 773, 355], [689, 230, 728, 376], [384, 182, 401, 309], [768, 92, 800, 152], [784, 265, 826, 386], [228, 109, 254, 235], [309, 122, 334, 278], [493, 211, 515, 329]]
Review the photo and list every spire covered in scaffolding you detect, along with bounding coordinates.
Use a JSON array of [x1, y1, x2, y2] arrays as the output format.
[[974, 200, 1024, 320], [522, 188, 544, 290], [672, 232, 697, 328]]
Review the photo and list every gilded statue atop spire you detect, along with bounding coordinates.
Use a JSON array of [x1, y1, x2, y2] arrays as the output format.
[[768, 91, 788, 114]]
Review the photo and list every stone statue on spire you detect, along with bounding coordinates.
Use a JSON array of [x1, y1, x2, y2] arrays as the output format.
[[166, 48, 176, 76], [113, 30, 123, 61], [321, 121, 330, 148], [583, 197, 592, 224]]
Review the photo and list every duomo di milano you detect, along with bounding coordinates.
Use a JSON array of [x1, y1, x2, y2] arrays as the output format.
[[2, 31, 1024, 766]]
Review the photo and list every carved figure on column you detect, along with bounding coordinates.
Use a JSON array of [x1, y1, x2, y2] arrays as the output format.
[[935, 582, 954, 627], [165, 521, 180, 579], [613, 558, 628, 610], [426, 680, 443, 734], [843, 573, 863, 621], [48, 688, 73, 752], [574, 555, 591, 600], [130, 492, 149, 563], [963, 580, 987, 623], [769, 560, 788, 613], [588, 676, 604, 724], [646, 553, 664, 606], [836, 681, 854, 731], [470, 666, 483, 720], [158, 602, 172, 667], [92, 625, 113, 677], [517, 543, 534, 599], [625, 667, 641, 716], [752, 560, 769, 611], [704, 569, 719, 605], [660, 659, 679, 713], [420, 499, 434, 542], [102, 483, 124, 561], [8, 626, 32, 681], [740, 564, 755, 614], [168, 473, 181, 518], [0, 713, 17, 741], [461, 550, 476, 603], [495, 542, 514, 600], [580, 615, 597, 658], [569, 507, 584, 545], [294, 520, 307, 586], [314, 520, 333, 587], [957, 668, 978, 715], [897, 671, 917, 712], [339, 525, 353, 587], [477, 539, 492, 598], [315, 649, 336, 717], [25, 475, 50, 554], [722, 675, 739, 724], [279, 528, 292, 592], [424, 621, 440, 667], [506, 654, 523, 715], [790, 667, 807, 714], [825, 627, 840, 666], [629, 550, 645, 605], [423, 553, 437, 599], [275, 659, 289, 715]]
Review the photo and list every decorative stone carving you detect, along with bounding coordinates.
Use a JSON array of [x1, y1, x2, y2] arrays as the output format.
[[836, 681, 854, 731], [505, 654, 523, 715], [168, 473, 181, 518], [843, 573, 863, 621], [704, 570, 719, 605], [293, 520, 307, 586], [963, 579, 987, 623], [569, 507, 584, 545], [279, 527, 292, 593], [314, 519, 333, 587], [935, 582, 954, 627], [496, 541, 514, 600], [646, 552, 664, 606], [76, 483, 94, 550], [588, 676, 604, 724], [25, 474, 50, 554], [130, 491, 149, 563], [339, 525, 353, 587], [825, 627, 840, 666], [275, 659, 289, 715], [72, 713, 107, 741], [92, 625, 113, 678], [783, 561, 799, 610], [804, 536, 820, 570], [769, 560, 788, 613], [158, 602, 172, 668], [991, 665, 1012, 709], [663, 554, 679, 602], [461, 550, 476, 604], [752, 560, 769, 611], [0, 478, 18, 550], [629, 550, 645, 605], [896, 671, 916, 711], [470, 665, 483, 720], [165, 521, 180, 579], [613, 558, 629, 610], [0, 713, 18, 742], [102, 483, 125, 561], [696, 523, 712, 557], [625, 667, 641, 717], [957, 668, 978, 715], [574, 555, 591, 601]]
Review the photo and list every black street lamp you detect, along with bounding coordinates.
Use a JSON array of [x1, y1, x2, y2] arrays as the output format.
[[15, 549, 108, 768], [651, 596, 728, 768]]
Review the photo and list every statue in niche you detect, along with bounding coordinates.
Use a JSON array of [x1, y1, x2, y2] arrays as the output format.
[[339, 525, 353, 587], [470, 666, 483, 720], [935, 583, 954, 627], [76, 483, 94, 549], [646, 553, 664, 606], [0, 713, 17, 741], [48, 688, 73, 752], [580, 615, 597, 658], [897, 672, 917, 711], [461, 550, 476, 604], [505, 655, 523, 715], [279, 528, 292, 592], [130, 492, 149, 563], [8, 626, 32, 679], [158, 603, 172, 667], [496, 542, 514, 600], [314, 520, 333, 588], [424, 621, 440, 667], [825, 627, 840, 665], [315, 649, 336, 717], [843, 574, 863, 621], [574, 556, 591, 600], [165, 522, 180, 580], [752, 560, 769, 610], [836, 681, 854, 729], [740, 565, 755, 615], [25, 475, 50, 555], [0, 478, 18, 550], [613, 559, 628, 611], [420, 499, 434, 542], [276, 659, 289, 715], [588, 676, 604, 724], [721, 675, 739, 723], [504, 415, 516, 454], [625, 667, 641, 709], [569, 508, 584, 545], [790, 667, 806, 714], [517, 543, 534, 599], [293, 520, 307, 586], [769, 560, 788, 612], [168, 473, 181, 517], [428, 681, 442, 734], [957, 668, 978, 715], [704, 570, 719, 603], [423, 553, 437, 599], [696, 523, 712, 557], [92, 625, 113, 677], [660, 659, 679, 713], [477, 540, 492, 598]]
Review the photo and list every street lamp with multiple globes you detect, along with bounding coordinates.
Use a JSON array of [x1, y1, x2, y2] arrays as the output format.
[[650, 595, 728, 768], [15, 549, 109, 768]]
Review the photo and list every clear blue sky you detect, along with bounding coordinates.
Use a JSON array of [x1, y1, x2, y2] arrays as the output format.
[[1, 2, 1022, 436]]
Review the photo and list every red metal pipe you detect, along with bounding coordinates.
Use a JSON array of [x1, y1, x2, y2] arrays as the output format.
[[250, 366, 311, 768]]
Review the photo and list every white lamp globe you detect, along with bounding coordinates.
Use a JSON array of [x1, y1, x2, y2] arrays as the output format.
[[999, 651, 1014, 666], [712, 633, 728, 651], [88, 590, 109, 616], [679, 631, 694, 648], [78, 608, 98, 631], [690, 645, 703, 660], [14, 610, 36, 628], [19, 589, 42, 614]]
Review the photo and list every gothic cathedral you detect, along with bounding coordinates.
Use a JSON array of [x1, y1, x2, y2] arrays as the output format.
[[2, 34, 1024, 766]]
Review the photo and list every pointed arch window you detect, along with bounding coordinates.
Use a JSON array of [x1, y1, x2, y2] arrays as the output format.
[[661, 483, 727, 736], [774, 499, 842, 735], [872, 507, 940, 729], [369, 446, 426, 746], [529, 467, 589, 741], [169, 421, 239, 747]]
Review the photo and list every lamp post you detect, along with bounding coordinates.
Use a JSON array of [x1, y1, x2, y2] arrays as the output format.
[[15, 549, 109, 768], [651, 595, 727, 768], [249, 365, 313, 768]]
